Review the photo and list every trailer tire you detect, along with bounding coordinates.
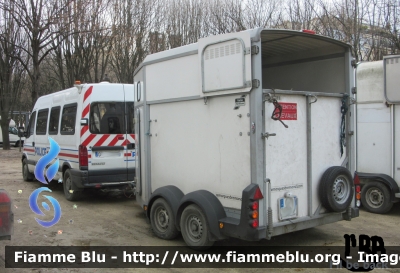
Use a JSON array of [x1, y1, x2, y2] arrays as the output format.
[[63, 169, 82, 201], [180, 204, 214, 250], [361, 182, 393, 214], [319, 166, 353, 212], [22, 159, 34, 181], [150, 198, 179, 240]]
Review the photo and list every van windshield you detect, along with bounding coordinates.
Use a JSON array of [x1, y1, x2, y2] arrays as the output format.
[[90, 102, 125, 134]]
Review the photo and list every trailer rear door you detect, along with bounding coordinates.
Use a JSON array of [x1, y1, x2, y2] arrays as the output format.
[[264, 90, 349, 224]]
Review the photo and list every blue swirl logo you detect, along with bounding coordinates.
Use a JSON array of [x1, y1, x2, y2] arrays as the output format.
[[29, 187, 62, 227], [30, 137, 62, 227], [34, 137, 60, 184]]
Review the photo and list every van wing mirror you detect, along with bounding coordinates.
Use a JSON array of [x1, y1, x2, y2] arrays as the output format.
[[17, 127, 25, 137], [80, 118, 88, 126]]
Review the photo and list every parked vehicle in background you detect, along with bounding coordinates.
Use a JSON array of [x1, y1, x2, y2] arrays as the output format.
[[133, 28, 359, 249], [356, 56, 400, 213], [0, 118, 25, 147], [0, 189, 13, 240], [20, 81, 136, 201]]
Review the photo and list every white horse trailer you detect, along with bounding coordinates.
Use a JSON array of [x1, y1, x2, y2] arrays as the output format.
[[133, 28, 359, 249], [356, 56, 400, 213]]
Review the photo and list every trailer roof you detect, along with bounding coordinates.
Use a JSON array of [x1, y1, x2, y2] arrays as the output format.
[[259, 29, 350, 60], [135, 28, 352, 75]]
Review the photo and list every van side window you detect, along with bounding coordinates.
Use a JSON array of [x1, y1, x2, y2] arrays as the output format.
[[90, 102, 125, 134], [49, 107, 61, 135], [61, 104, 77, 135], [127, 102, 135, 134], [27, 111, 36, 138], [36, 109, 49, 135]]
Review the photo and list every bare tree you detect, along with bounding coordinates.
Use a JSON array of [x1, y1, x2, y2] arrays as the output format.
[[381, 0, 400, 55], [5, 0, 72, 107], [0, 1, 27, 149]]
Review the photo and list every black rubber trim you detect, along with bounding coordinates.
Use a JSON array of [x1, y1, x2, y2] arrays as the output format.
[[59, 162, 72, 172], [148, 186, 184, 230], [91, 146, 124, 151], [88, 168, 135, 183], [177, 190, 227, 241], [356, 172, 400, 202], [219, 184, 267, 241], [69, 168, 134, 190]]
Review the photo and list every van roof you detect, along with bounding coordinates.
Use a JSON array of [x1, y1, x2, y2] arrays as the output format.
[[33, 83, 128, 109]]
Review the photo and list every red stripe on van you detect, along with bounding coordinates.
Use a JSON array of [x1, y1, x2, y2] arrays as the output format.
[[108, 135, 122, 146], [124, 153, 131, 157], [80, 125, 88, 137], [130, 134, 135, 140], [82, 134, 96, 147], [94, 134, 110, 146], [83, 86, 93, 102], [82, 104, 90, 118], [59, 153, 78, 158]]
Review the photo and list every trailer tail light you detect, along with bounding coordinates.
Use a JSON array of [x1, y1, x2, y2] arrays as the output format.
[[0, 190, 13, 239], [253, 187, 263, 200], [302, 29, 316, 35], [79, 145, 88, 168], [249, 186, 263, 228], [354, 173, 361, 207], [251, 219, 259, 228], [251, 201, 259, 210]]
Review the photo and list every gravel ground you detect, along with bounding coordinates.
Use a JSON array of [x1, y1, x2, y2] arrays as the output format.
[[0, 148, 399, 273]]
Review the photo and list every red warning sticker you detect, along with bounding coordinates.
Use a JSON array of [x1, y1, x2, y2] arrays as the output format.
[[279, 102, 297, 120]]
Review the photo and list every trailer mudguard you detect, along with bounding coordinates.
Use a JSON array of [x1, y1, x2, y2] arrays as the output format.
[[176, 190, 227, 241], [357, 172, 400, 202], [147, 185, 184, 222]]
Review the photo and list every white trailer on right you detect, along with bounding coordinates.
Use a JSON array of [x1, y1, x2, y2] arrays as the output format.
[[356, 55, 400, 213]]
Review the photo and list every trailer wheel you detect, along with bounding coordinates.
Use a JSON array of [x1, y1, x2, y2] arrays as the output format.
[[361, 182, 393, 214], [180, 204, 214, 250], [150, 198, 179, 240], [319, 166, 353, 212], [22, 159, 34, 181], [63, 169, 82, 201]]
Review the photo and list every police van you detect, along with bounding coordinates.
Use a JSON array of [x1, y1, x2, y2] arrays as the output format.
[[21, 82, 136, 200]]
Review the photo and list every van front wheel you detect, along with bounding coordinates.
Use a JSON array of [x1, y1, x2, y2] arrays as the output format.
[[180, 204, 214, 250], [63, 169, 82, 201], [22, 159, 34, 181]]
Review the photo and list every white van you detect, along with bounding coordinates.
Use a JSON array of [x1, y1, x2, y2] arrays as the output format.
[[21, 82, 136, 201], [0, 118, 25, 147]]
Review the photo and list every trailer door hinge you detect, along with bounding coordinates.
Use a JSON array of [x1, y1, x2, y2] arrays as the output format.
[[245, 46, 260, 55], [251, 45, 259, 55], [352, 87, 357, 94], [348, 131, 354, 136], [252, 79, 260, 88], [245, 79, 260, 88]]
